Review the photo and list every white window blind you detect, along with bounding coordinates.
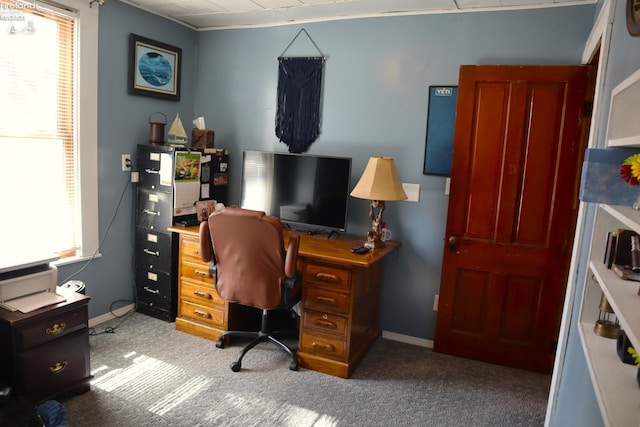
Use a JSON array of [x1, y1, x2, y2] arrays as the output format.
[[0, 0, 79, 258]]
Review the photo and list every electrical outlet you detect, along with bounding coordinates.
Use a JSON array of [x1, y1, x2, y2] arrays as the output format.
[[433, 294, 439, 311], [121, 154, 131, 171]]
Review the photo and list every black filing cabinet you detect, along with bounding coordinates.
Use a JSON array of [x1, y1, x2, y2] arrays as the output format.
[[135, 144, 178, 321], [134, 145, 229, 322]]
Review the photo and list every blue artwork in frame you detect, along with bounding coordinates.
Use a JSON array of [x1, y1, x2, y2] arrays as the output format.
[[423, 86, 458, 176], [128, 33, 182, 101]]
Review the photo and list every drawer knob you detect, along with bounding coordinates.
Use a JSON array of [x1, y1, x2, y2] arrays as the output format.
[[194, 310, 212, 319], [311, 341, 335, 352], [194, 270, 209, 277], [315, 273, 339, 282], [314, 319, 337, 329], [46, 322, 66, 335], [49, 361, 68, 374], [194, 290, 212, 299], [315, 296, 338, 306]]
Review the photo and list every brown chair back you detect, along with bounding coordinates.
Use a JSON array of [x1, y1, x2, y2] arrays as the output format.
[[199, 207, 300, 310]]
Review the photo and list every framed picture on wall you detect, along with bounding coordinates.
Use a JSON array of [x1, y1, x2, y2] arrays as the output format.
[[423, 86, 458, 176], [128, 33, 182, 101]]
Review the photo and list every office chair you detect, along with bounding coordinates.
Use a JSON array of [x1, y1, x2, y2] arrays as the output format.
[[199, 207, 301, 372]]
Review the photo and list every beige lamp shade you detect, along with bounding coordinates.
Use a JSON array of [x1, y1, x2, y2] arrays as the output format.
[[350, 157, 408, 201]]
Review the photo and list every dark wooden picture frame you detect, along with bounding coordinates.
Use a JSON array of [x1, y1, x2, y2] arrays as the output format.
[[423, 86, 458, 176], [128, 34, 181, 101]]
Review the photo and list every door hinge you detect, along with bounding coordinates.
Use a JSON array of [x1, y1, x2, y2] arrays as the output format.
[[583, 100, 593, 117], [550, 339, 558, 355]]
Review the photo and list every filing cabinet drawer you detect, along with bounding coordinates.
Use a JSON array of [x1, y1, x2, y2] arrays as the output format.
[[136, 188, 173, 230], [181, 260, 215, 285], [19, 330, 89, 402], [18, 306, 88, 350], [136, 270, 172, 307], [303, 263, 351, 292], [137, 147, 174, 190], [135, 228, 173, 273], [180, 300, 226, 327], [300, 331, 346, 360], [180, 279, 223, 307], [303, 309, 348, 337], [304, 287, 350, 315]]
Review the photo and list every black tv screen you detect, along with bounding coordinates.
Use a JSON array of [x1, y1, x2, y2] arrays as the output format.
[[240, 150, 352, 232]]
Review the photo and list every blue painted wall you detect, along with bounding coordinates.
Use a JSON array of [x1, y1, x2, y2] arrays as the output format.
[[193, 7, 595, 340]]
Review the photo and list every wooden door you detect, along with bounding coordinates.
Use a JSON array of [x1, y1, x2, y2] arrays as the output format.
[[433, 65, 594, 373]]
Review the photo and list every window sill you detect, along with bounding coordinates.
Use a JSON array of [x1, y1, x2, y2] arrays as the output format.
[[53, 252, 102, 268]]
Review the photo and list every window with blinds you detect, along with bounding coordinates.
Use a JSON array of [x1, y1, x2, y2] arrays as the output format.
[[0, 0, 79, 258]]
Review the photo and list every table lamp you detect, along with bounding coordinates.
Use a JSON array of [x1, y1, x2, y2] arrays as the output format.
[[350, 157, 407, 249]]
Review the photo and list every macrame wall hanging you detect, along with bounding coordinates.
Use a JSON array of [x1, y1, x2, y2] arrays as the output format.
[[275, 28, 326, 154]]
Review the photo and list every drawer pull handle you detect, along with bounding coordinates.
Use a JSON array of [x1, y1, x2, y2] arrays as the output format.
[[315, 296, 338, 306], [143, 209, 160, 216], [314, 319, 337, 329], [194, 270, 208, 277], [194, 290, 212, 299], [194, 310, 212, 319], [143, 248, 160, 256], [311, 341, 335, 352], [194, 249, 200, 255], [145, 168, 159, 174], [143, 286, 160, 294], [315, 273, 339, 282], [46, 322, 66, 335], [49, 361, 68, 374]]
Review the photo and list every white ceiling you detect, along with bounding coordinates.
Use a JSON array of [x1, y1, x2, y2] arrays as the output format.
[[120, 0, 596, 31]]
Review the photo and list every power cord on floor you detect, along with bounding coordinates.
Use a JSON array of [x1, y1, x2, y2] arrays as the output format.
[[89, 299, 136, 336]]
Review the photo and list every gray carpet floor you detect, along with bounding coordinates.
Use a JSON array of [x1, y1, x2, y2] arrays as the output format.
[[61, 312, 550, 426]]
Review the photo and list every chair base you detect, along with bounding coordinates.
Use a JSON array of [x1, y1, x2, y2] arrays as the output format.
[[216, 309, 299, 372]]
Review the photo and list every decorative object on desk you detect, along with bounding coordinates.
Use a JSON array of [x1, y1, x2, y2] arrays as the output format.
[[148, 112, 166, 145], [617, 330, 636, 365], [626, 346, 640, 387], [620, 152, 640, 209], [579, 148, 640, 207], [593, 292, 620, 339], [350, 157, 407, 249], [196, 199, 217, 222], [128, 34, 181, 101], [275, 28, 325, 154], [167, 113, 188, 146], [423, 86, 458, 176]]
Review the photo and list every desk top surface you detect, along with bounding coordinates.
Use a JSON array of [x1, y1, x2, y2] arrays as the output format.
[[168, 225, 400, 267]]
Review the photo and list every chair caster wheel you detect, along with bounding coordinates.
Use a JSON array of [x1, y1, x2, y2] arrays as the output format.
[[216, 339, 224, 349], [289, 361, 298, 371], [230, 361, 241, 372]]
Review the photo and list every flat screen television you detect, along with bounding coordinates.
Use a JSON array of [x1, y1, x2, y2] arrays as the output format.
[[240, 150, 352, 233]]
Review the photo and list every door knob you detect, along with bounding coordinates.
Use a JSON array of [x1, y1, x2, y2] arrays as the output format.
[[449, 234, 458, 253]]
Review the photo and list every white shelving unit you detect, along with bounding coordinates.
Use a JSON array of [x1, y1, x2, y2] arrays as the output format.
[[580, 65, 640, 426]]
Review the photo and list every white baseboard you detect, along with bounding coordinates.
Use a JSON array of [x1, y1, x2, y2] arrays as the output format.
[[381, 330, 433, 349], [89, 303, 135, 328]]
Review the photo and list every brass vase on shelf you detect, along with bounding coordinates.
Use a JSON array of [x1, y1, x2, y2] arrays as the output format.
[[593, 292, 620, 339]]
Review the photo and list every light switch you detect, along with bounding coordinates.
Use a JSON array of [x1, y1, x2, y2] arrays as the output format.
[[402, 183, 420, 202]]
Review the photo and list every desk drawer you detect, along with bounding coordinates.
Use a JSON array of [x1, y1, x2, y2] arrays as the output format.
[[303, 309, 347, 337], [300, 331, 346, 360], [180, 300, 225, 327], [20, 329, 89, 402], [303, 263, 351, 292], [180, 279, 223, 307], [18, 306, 88, 350], [181, 260, 215, 285], [304, 287, 350, 315], [181, 238, 205, 263]]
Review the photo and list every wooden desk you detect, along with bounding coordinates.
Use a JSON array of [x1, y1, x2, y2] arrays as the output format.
[[169, 225, 399, 378]]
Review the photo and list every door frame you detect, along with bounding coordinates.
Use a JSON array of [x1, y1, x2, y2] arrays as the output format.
[[545, 0, 615, 424]]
